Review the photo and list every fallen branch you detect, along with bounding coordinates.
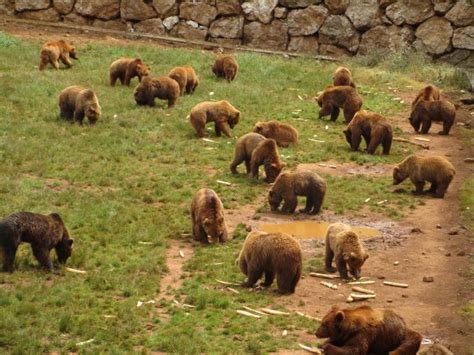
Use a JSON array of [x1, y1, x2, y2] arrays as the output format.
[[138, 241, 153, 245], [308, 138, 326, 143], [352, 286, 375, 295], [320, 281, 338, 290], [201, 138, 217, 143], [309, 272, 339, 279], [260, 308, 290, 316], [350, 293, 376, 301], [393, 137, 429, 149], [237, 310, 261, 319], [384, 281, 408, 288], [464, 158, 474, 163], [296, 311, 322, 322], [216, 180, 232, 186], [215, 279, 240, 286], [243, 306, 267, 316], [179, 250, 184, 258], [317, 163, 337, 169], [348, 280, 375, 285], [414, 137, 431, 142], [76, 339, 94, 346], [298, 343, 322, 354], [65, 267, 87, 274], [227, 287, 240, 294]]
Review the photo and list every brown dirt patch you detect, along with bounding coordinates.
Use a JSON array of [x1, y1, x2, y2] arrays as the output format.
[[297, 161, 392, 177]]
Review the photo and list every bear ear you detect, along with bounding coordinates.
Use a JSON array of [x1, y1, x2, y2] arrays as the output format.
[[393, 167, 399, 174], [335, 311, 345, 323]]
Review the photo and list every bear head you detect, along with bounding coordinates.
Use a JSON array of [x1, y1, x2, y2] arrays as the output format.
[[228, 111, 240, 129], [343, 250, 368, 280], [86, 103, 101, 124], [266, 162, 285, 183], [392, 165, 408, 185], [268, 188, 282, 211], [202, 216, 226, 244], [315, 305, 352, 341], [49, 213, 74, 264], [136, 62, 151, 79]]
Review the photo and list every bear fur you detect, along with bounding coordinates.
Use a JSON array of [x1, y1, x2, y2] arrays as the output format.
[[39, 40, 78, 70], [344, 110, 393, 155], [393, 155, 456, 198], [168, 66, 199, 95], [0, 212, 73, 273], [189, 100, 240, 138], [190, 188, 228, 244], [212, 54, 238, 82], [333, 66, 356, 88], [269, 171, 326, 214], [316, 305, 422, 355], [134, 76, 180, 108], [237, 231, 302, 294], [316, 86, 363, 123], [109, 57, 150, 86], [250, 139, 285, 183], [409, 99, 456, 135], [253, 120, 299, 147], [411, 84, 440, 109], [59, 85, 101, 125], [324, 223, 368, 280], [230, 132, 266, 174]]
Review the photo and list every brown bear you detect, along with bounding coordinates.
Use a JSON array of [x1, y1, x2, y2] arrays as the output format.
[[230, 132, 266, 174], [316, 305, 422, 355], [343, 110, 393, 155], [253, 120, 299, 147], [168, 66, 199, 95], [393, 155, 456, 198], [191, 188, 228, 244], [269, 171, 326, 214], [316, 86, 363, 123], [109, 58, 150, 86], [0, 212, 73, 273], [212, 54, 238, 82], [39, 40, 78, 70], [59, 86, 101, 125], [189, 100, 240, 138], [324, 223, 368, 280], [134, 76, 180, 108], [250, 139, 285, 183], [409, 99, 456, 135], [333, 66, 356, 88], [411, 84, 440, 109], [236, 231, 302, 294]]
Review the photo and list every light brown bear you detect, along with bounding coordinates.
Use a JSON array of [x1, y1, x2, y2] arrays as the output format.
[[59, 86, 101, 125], [109, 58, 150, 86], [39, 40, 78, 70], [344, 110, 393, 155], [237, 231, 302, 294], [316, 86, 363, 123], [253, 120, 299, 147], [409, 99, 456, 135], [269, 171, 326, 214], [230, 132, 266, 174], [189, 100, 240, 138], [393, 155, 456, 198], [190, 188, 228, 244], [411, 84, 440, 109], [134, 76, 180, 108], [250, 139, 285, 183], [333, 66, 356, 88], [212, 54, 238, 82], [324, 223, 368, 280], [316, 305, 422, 355], [168, 66, 199, 95]]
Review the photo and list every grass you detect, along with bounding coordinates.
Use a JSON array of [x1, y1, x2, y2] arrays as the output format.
[[0, 31, 467, 353]]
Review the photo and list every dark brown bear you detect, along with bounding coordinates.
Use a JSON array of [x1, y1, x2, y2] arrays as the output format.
[[316, 86, 363, 123], [409, 99, 456, 135], [269, 171, 326, 214], [253, 120, 299, 147], [168, 66, 199, 95], [59, 86, 101, 125], [230, 132, 266, 174], [344, 110, 393, 155], [212, 54, 238, 82], [316, 305, 422, 355], [333, 66, 356, 88], [324, 223, 368, 280], [134, 76, 180, 108], [39, 40, 78, 70], [237, 231, 302, 294], [189, 100, 240, 138], [191, 188, 228, 244], [250, 139, 285, 183], [0, 212, 73, 273], [411, 84, 440, 109], [393, 155, 456, 198], [109, 58, 150, 86]]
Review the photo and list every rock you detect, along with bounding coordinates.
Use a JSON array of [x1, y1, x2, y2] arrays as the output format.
[[386, 0, 435, 25], [93, 19, 127, 31], [447, 226, 461, 235], [75, 0, 120, 20], [152, 0, 176, 17], [279, 0, 322, 7], [445, 0, 474, 27], [134, 18, 166, 35], [418, 344, 454, 355], [411, 227, 423, 233], [387, 299, 393, 303], [445, 252, 451, 256], [436, 224, 442, 229], [415, 17, 453, 55], [15, 0, 49, 12], [0, 0, 14, 15], [457, 251, 466, 256], [324, 0, 349, 14], [163, 16, 179, 31], [274, 6, 288, 18], [52, 0, 75, 15], [423, 276, 434, 282], [179, 2, 217, 27], [186, 20, 199, 29], [120, 0, 157, 21], [17, 8, 61, 21], [288, 36, 319, 53], [319, 44, 350, 57], [346, 0, 382, 30], [216, 0, 241, 15], [243, 20, 288, 51], [376, 275, 386, 279], [287, 5, 328, 36], [401, 294, 408, 298], [453, 26, 474, 50], [319, 15, 359, 52], [358, 25, 413, 55], [241, 0, 278, 24], [378, 0, 395, 8], [432, 0, 455, 14], [63, 11, 90, 25], [169, 22, 208, 41], [209, 16, 244, 39]]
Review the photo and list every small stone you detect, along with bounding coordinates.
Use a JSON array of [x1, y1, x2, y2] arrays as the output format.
[[376, 275, 385, 280], [448, 227, 460, 235], [457, 251, 466, 256], [401, 294, 408, 298], [387, 299, 393, 303], [393, 261, 399, 266], [436, 224, 442, 229], [423, 276, 434, 282], [411, 227, 423, 233], [422, 252, 426, 255], [445, 253, 451, 256], [245, 225, 252, 232]]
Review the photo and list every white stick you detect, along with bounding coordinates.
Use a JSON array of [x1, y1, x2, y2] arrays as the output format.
[[179, 250, 185, 258], [348, 280, 375, 285], [216, 180, 232, 186], [260, 308, 290, 316], [201, 138, 217, 143], [384, 281, 408, 288], [227, 287, 240, 294], [346, 295, 354, 303], [350, 293, 376, 300], [138, 241, 153, 245], [308, 138, 325, 143], [296, 312, 322, 322], [320, 281, 338, 290], [65, 267, 87, 274], [298, 343, 322, 354], [309, 272, 339, 279], [243, 306, 267, 316], [215, 279, 239, 286], [237, 310, 261, 319], [414, 137, 431, 142], [352, 286, 375, 295], [76, 339, 95, 346]]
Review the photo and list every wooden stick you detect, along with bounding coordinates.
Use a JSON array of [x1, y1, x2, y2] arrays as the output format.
[[384, 281, 408, 288], [350, 293, 376, 300], [298, 343, 322, 354], [179, 250, 184, 258], [237, 310, 261, 319], [309, 272, 340, 279], [227, 287, 240, 294], [414, 137, 431, 142], [296, 312, 322, 322], [243, 306, 267, 316], [76, 339, 94, 346], [346, 295, 354, 303], [215, 279, 240, 286], [348, 280, 375, 285], [320, 281, 338, 290], [65, 267, 87, 274], [393, 137, 429, 149], [352, 286, 375, 295], [216, 180, 232, 186], [308, 138, 325, 143], [260, 308, 290, 316], [138, 241, 153, 245]]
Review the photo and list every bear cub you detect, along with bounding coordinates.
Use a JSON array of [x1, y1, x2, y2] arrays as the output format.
[[333, 66, 356, 88], [109, 58, 150, 86], [134, 76, 180, 108], [316, 86, 363, 123], [189, 100, 240, 138], [253, 120, 299, 147], [39, 40, 78, 70], [250, 139, 285, 183], [411, 84, 440, 109], [168, 66, 199, 95], [212, 54, 238, 82], [59, 86, 101, 125], [230, 132, 266, 175]]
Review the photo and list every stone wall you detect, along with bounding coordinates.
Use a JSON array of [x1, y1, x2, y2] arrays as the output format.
[[1, 0, 473, 67]]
